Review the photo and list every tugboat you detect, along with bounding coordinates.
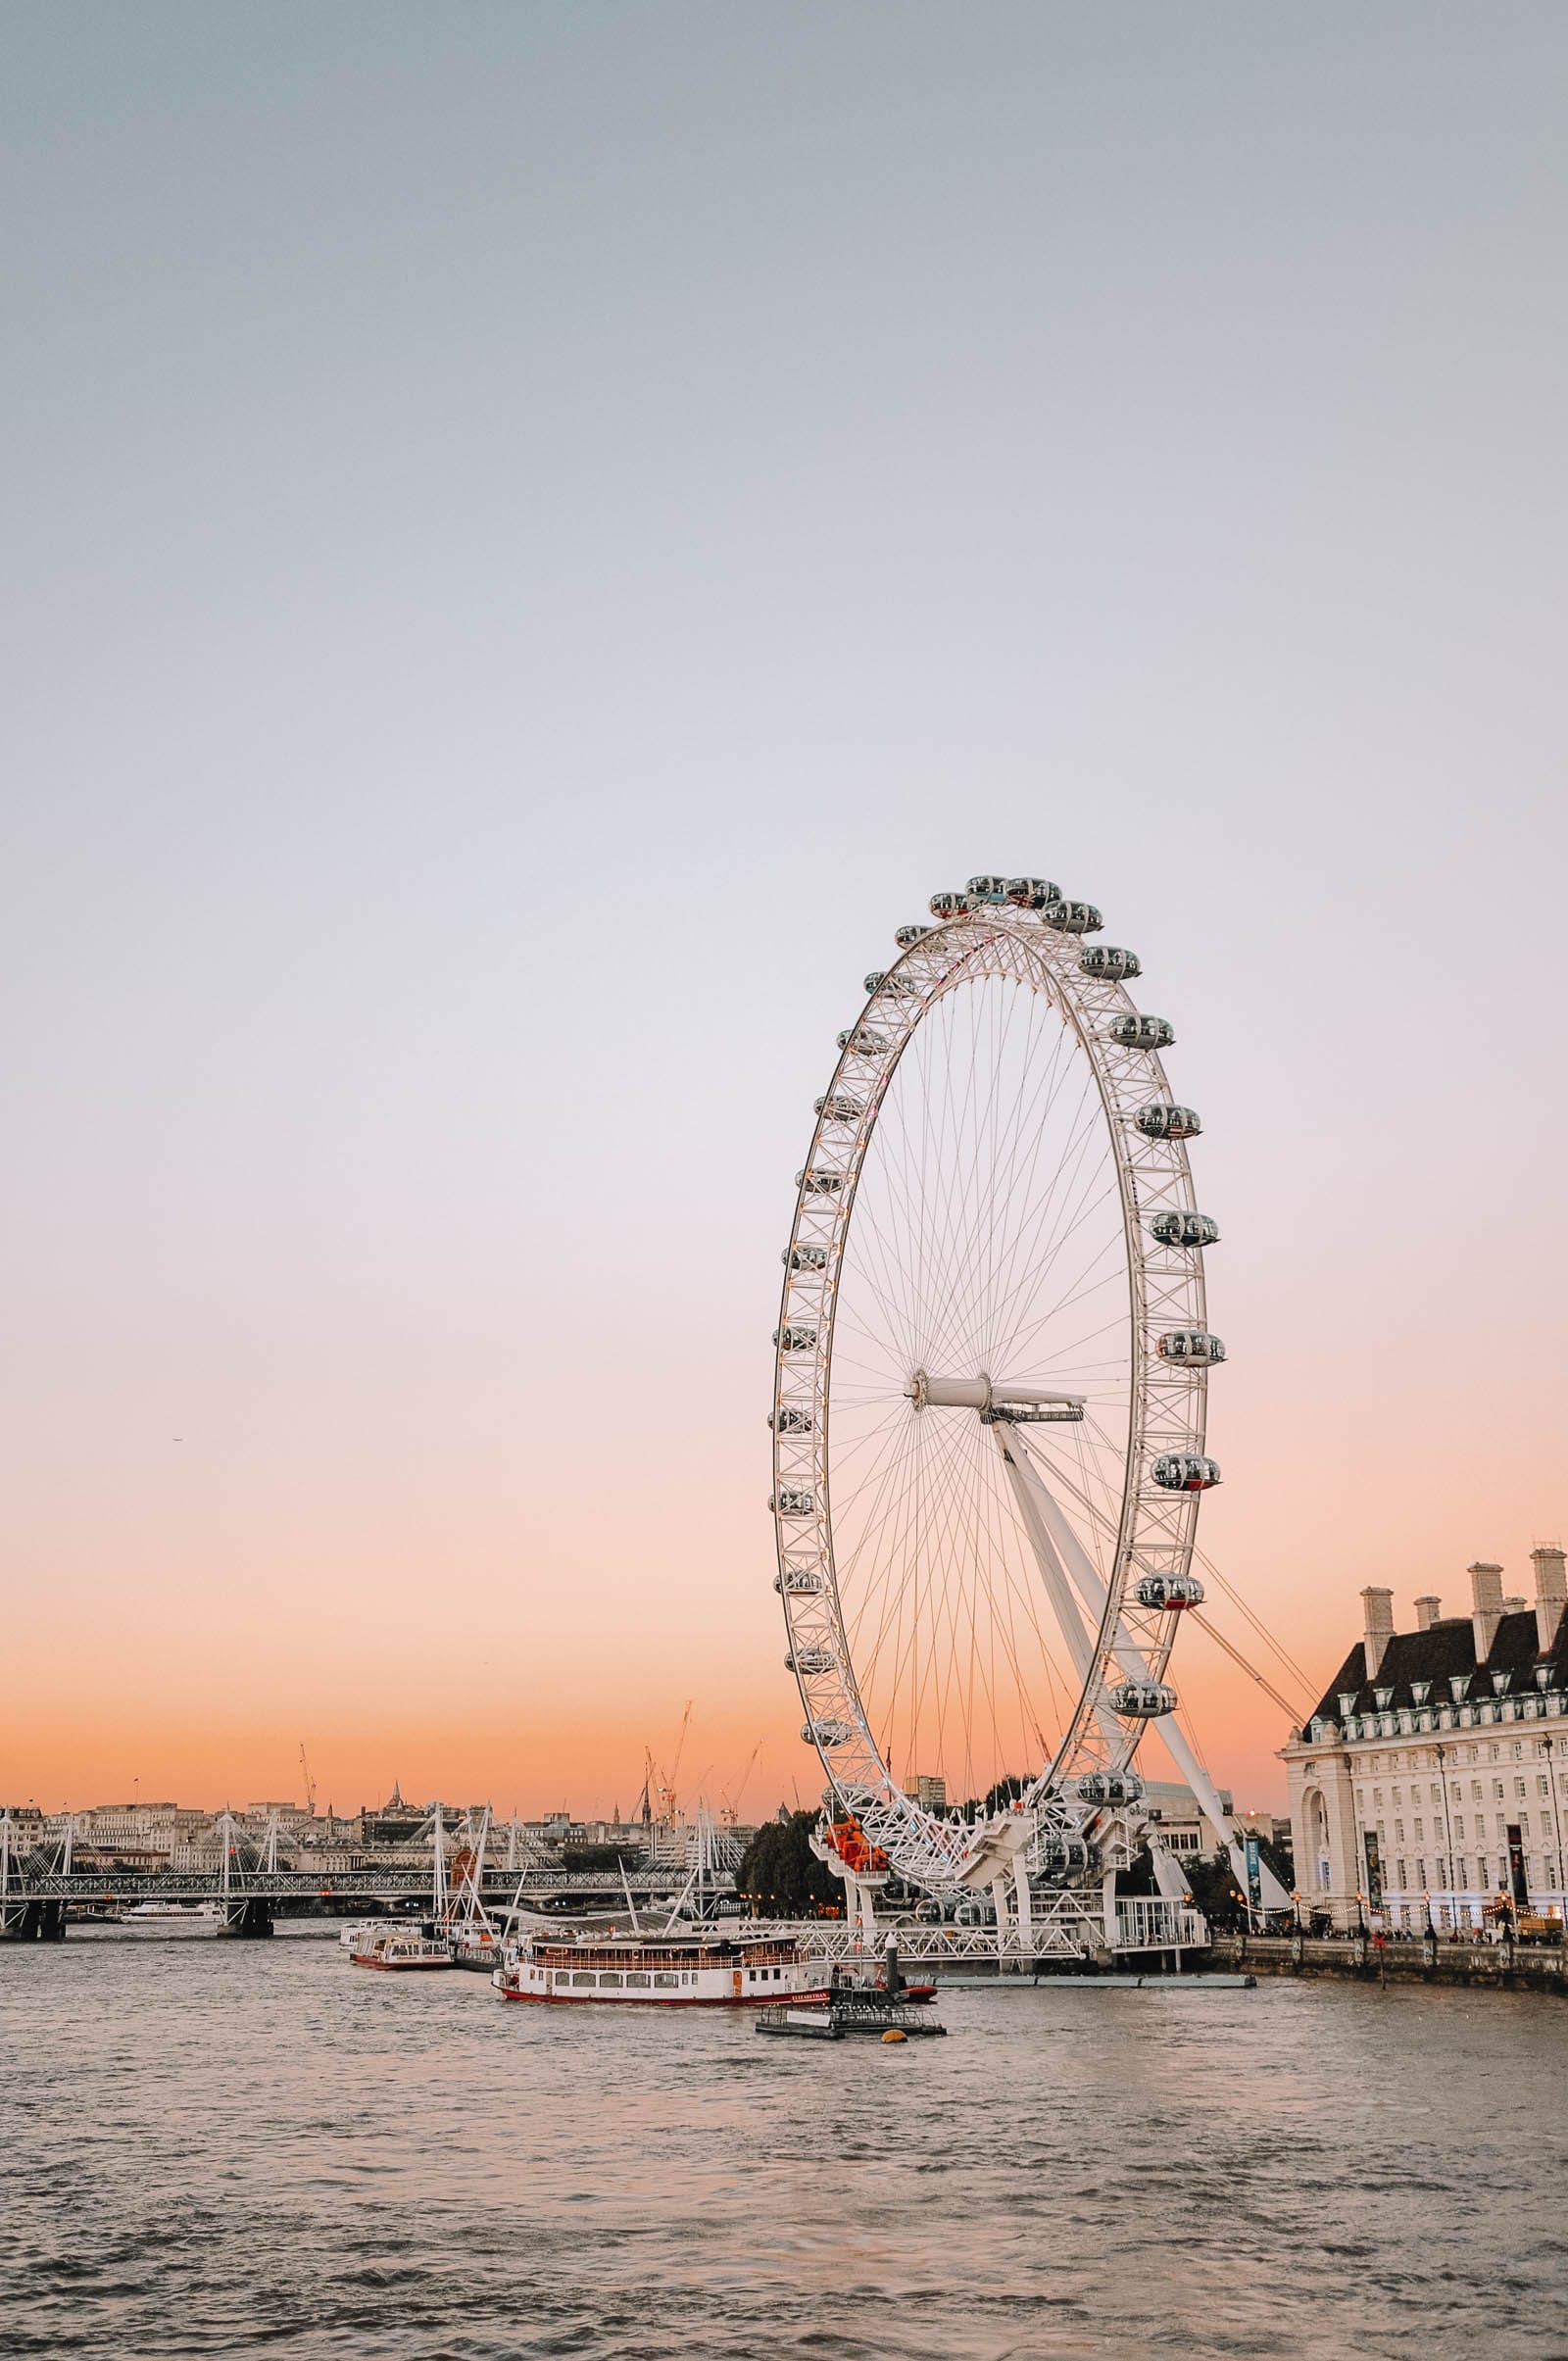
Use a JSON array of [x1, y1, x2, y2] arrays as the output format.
[[757, 1940, 947, 2041]]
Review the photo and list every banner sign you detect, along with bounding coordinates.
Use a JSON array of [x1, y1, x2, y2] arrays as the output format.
[[1363, 1829, 1383, 1905]]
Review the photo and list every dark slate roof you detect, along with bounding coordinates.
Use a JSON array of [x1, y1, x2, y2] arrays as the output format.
[[1307, 1607, 1568, 1728]]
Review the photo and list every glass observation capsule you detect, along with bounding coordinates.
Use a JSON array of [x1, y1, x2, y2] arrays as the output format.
[[1044, 899, 1103, 934], [770, 1488, 816, 1517], [965, 875, 1011, 904], [1157, 1329, 1226, 1366], [773, 1325, 817, 1353], [1081, 945, 1141, 980], [1036, 1834, 1090, 1873], [802, 1717, 855, 1748], [1107, 1012, 1175, 1052], [1136, 1102, 1202, 1140], [862, 971, 887, 994], [929, 890, 971, 917], [768, 1405, 814, 1434], [1077, 1769, 1146, 1805], [774, 1566, 825, 1595], [837, 1026, 888, 1056], [796, 1167, 844, 1194], [1134, 1571, 1206, 1610], [1150, 1210, 1220, 1249], [1152, 1452, 1222, 1492], [783, 1243, 827, 1271], [1109, 1678, 1178, 1719], [894, 923, 932, 950], [1006, 876, 1060, 909], [815, 1093, 865, 1122], [786, 1647, 836, 1677]]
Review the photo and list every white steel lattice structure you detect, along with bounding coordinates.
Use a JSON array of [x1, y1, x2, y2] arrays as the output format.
[[769, 875, 1236, 1902]]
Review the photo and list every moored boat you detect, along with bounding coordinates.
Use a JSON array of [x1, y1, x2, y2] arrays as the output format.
[[493, 1927, 829, 2006], [351, 1927, 454, 1970]]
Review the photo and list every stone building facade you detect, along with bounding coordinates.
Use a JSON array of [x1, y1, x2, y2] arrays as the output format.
[[1281, 1548, 1568, 1932]]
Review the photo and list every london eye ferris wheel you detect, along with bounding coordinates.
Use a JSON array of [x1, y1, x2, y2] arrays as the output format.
[[769, 875, 1227, 1896]]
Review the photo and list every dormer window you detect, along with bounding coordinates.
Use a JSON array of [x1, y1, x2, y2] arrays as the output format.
[[1374, 1687, 1394, 1710], [1492, 1670, 1511, 1696], [1411, 1682, 1431, 1705], [1339, 1694, 1359, 1720], [1537, 1667, 1551, 1691], [1449, 1675, 1471, 1702]]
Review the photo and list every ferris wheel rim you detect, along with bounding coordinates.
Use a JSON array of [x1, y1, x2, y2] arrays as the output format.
[[769, 891, 1218, 1894]]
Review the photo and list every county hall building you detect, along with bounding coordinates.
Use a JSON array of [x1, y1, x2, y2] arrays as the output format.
[[1281, 1548, 1568, 1932]]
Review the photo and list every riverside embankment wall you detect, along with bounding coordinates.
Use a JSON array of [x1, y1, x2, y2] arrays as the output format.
[[1208, 1932, 1568, 1993]]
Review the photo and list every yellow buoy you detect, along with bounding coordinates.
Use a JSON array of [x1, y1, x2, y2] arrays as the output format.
[[881, 2027, 907, 2043]]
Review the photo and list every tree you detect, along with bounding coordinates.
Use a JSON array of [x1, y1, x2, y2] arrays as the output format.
[[736, 1810, 842, 1915]]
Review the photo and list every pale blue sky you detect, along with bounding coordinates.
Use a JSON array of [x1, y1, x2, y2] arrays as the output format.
[[3, 5, 1564, 1806]]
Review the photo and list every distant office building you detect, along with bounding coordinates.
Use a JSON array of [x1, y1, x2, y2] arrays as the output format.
[[903, 1773, 947, 1811], [1281, 1549, 1568, 1932], [1141, 1778, 1233, 1859]]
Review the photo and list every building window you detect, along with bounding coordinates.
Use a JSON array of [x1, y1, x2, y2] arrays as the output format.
[[1396, 1860, 1407, 1888]]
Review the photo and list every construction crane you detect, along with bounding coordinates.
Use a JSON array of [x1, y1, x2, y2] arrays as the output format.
[[660, 1700, 694, 1823], [644, 1701, 695, 1826], [718, 1740, 763, 1827], [299, 1743, 317, 1817]]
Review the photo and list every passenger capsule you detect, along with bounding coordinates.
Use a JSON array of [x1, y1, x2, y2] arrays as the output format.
[[1077, 1769, 1146, 1806], [1135, 1571, 1205, 1610], [773, 1325, 817, 1353], [1135, 1102, 1202, 1141], [1157, 1329, 1226, 1366], [1006, 877, 1060, 910], [796, 1168, 844, 1195], [1152, 1452, 1221, 1492], [815, 1093, 865, 1122], [770, 1487, 816, 1517], [837, 1026, 888, 1056], [928, 890, 971, 917], [1150, 1210, 1220, 1249], [862, 971, 887, 994], [786, 1647, 836, 1677], [1081, 945, 1142, 981], [782, 1243, 826, 1272], [1036, 1834, 1090, 1873], [1108, 1678, 1178, 1719], [767, 1405, 814, 1434], [774, 1567, 825, 1595], [802, 1717, 855, 1749], [1043, 899, 1102, 934], [965, 875, 1010, 904], [894, 923, 931, 950], [1107, 1012, 1175, 1052]]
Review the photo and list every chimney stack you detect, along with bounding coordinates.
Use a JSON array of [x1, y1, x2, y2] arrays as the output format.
[[1470, 1561, 1505, 1663], [1361, 1586, 1396, 1681], [1533, 1545, 1567, 1655], [1414, 1596, 1442, 1632]]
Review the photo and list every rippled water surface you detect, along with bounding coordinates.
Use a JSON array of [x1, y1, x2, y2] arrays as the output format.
[[3, 1931, 1566, 2359]]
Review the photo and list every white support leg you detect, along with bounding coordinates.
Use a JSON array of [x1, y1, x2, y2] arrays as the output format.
[[1000, 1424, 1294, 1915], [1013, 1865, 1035, 1954]]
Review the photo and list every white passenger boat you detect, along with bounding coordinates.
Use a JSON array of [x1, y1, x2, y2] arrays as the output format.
[[492, 1928, 830, 2007], [118, 1900, 225, 1925], [350, 1927, 454, 1971]]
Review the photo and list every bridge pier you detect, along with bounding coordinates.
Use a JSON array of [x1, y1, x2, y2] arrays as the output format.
[[1, 1900, 67, 1942], [223, 1898, 274, 1939]]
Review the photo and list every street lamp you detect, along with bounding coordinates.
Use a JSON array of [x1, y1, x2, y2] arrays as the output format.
[[1544, 1734, 1567, 1943]]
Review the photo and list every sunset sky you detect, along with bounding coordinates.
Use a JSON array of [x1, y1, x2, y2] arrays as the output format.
[[4, 7, 1565, 1819]]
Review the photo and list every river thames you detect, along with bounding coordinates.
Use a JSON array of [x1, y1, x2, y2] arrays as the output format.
[[3, 1931, 1565, 2359]]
